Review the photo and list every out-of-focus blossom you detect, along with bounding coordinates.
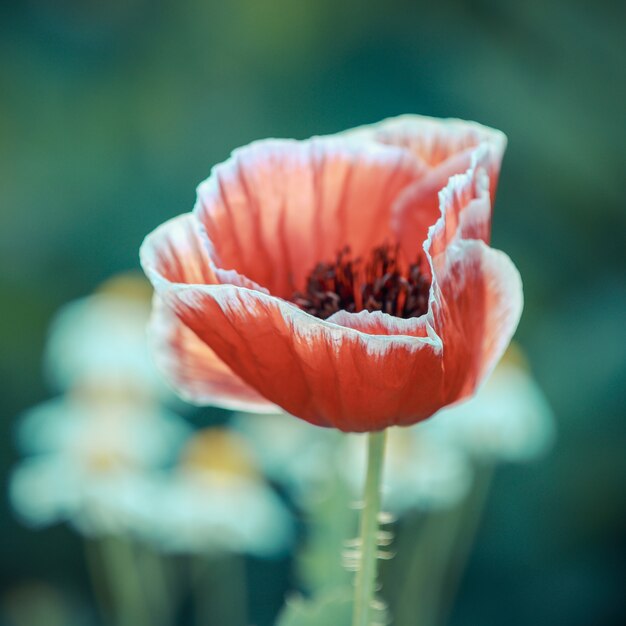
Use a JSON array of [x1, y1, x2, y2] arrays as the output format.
[[43, 274, 164, 398], [232, 412, 342, 502], [235, 412, 470, 514], [10, 456, 160, 537], [16, 392, 187, 463], [10, 391, 189, 536], [147, 428, 293, 557], [428, 343, 555, 462], [140, 115, 522, 432], [343, 427, 473, 514], [10, 274, 191, 537]]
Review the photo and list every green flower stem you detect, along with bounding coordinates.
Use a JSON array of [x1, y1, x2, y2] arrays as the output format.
[[394, 461, 494, 626], [192, 553, 248, 626], [95, 535, 151, 626], [84, 538, 110, 625], [352, 429, 387, 626], [433, 462, 494, 626], [135, 542, 173, 626]]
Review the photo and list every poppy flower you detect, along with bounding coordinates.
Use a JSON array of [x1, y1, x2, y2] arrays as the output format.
[[140, 115, 522, 432]]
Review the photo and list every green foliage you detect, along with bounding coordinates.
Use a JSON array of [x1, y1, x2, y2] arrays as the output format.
[[276, 588, 388, 626], [296, 475, 356, 594]]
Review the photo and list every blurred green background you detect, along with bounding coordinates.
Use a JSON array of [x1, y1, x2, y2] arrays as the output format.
[[1, 1, 624, 625]]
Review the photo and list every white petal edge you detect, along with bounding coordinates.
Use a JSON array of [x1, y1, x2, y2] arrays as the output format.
[[147, 296, 279, 413]]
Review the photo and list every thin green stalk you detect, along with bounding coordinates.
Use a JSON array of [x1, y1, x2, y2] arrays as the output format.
[[97, 535, 150, 626], [135, 542, 174, 626], [192, 553, 248, 626], [434, 462, 494, 626], [83, 538, 110, 625], [394, 461, 494, 626], [352, 430, 387, 626], [394, 509, 459, 626]]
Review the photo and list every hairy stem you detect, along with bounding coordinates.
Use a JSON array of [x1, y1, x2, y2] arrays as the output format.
[[352, 430, 387, 626]]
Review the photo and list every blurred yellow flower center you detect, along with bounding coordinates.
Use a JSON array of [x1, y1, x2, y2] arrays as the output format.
[[95, 272, 154, 304], [179, 428, 259, 479], [500, 341, 530, 371], [81, 448, 131, 473]]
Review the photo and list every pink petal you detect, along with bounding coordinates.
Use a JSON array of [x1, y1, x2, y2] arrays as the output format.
[[346, 116, 506, 256], [424, 147, 493, 258], [140, 213, 217, 285], [150, 277, 444, 432], [194, 138, 425, 299], [431, 239, 523, 406], [141, 214, 275, 412], [343, 114, 506, 171], [149, 297, 276, 411], [325, 308, 434, 339]]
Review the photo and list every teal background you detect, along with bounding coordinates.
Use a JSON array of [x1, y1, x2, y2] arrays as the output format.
[[1, 1, 624, 625]]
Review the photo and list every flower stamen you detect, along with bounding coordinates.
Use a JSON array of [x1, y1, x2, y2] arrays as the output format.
[[293, 244, 430, 320]]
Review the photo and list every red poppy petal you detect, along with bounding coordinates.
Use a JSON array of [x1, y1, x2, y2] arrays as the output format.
[[141, 214, 274, 411], [194, 138, 425, 299], [425, 147, 494, 258], [325, 308, 434, 339], [344, 114, 506, 170], [347, 116, 506, 256], [140, 213, 217, 285], [141, 213, 268, 293], [389, 149, 483, 260], [151, 279, 444, 432], [432, 239, 523, 405], [149, 297, 276, 411]]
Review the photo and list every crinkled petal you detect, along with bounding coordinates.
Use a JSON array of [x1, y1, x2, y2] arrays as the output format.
[[141, 213, 266, 292], [140, 213, 217, 285], [148, 277, 444, 432], [194, 137, 425, 298], [345, 115, 506, 256], [424, 146, 493, 258], [149, 297, 277, 411], [141, 214, 275, 412], [395, 145, 501, 264], [431, 239, 523, 405], [342, 114, 506, 172]]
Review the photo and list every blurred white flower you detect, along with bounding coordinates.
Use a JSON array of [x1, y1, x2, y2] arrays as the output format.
[[16, 393, 189, 465], [234, 412, 470, 515], [10, 392, 190, 536], [10, 457, 160, 537], [428, 344, 556, 463], [342, 427, 473, 515], [147, 428, 293, 557], [43, 274, 165, 398], [232, 412, 341, 503], [10, 273, 192, 538]]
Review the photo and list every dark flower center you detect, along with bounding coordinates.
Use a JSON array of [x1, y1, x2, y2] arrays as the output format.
[[292, 243, 431, 320]]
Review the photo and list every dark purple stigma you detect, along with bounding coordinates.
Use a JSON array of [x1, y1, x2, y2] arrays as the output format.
[[292, 244, 430, 320]]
